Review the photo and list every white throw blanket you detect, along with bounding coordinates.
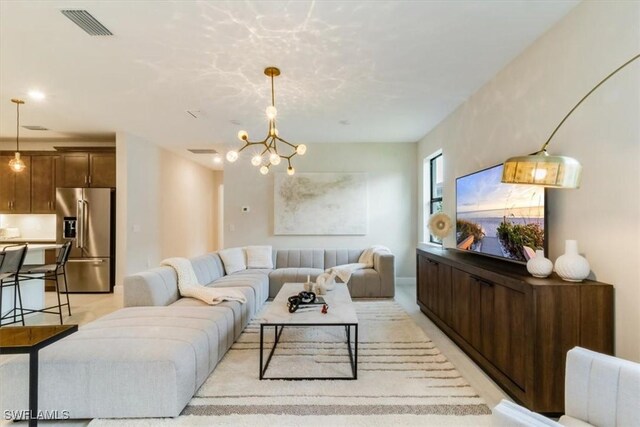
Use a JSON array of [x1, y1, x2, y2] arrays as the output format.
[[161, 258, 247, 305], [320, 245, 392, 285]]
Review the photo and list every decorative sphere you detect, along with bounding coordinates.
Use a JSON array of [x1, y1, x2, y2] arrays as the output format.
[[237, 130, 248, 141], [226, 151, 239, 162], [260, 165, 269, 175], [266, 105, 277, 120], [296, 144, 307, 155], [251, 155, 262, 166], [287, 166, 295, 176], [269, 153, 281, 165]]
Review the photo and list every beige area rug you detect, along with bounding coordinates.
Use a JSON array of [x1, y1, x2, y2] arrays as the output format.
[[90, 300, 491, 426]]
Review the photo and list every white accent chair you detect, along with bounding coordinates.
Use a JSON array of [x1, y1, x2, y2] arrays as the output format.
[[492, 347, 640, 427]]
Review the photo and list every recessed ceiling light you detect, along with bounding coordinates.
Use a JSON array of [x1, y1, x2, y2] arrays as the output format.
[[212, 154, 222, 164], [28, 90, 46, 101]]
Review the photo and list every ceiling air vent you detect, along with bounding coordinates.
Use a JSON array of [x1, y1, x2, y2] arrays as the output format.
[[61, 10, 113, 36], [188, 149, 219, 154], [22, 125, 49, 131]]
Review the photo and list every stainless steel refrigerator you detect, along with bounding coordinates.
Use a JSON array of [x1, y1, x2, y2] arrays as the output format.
[[56, 188, 115, 293]]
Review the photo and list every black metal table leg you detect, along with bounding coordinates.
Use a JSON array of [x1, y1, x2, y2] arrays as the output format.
[[29, 348, 38, 427], [259, 324, 264, 380], [354, 324, 358, 380]]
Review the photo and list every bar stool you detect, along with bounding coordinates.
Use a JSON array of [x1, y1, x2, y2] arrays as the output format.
[[0, 244, 29, 327], [19, 242, 73, 325]]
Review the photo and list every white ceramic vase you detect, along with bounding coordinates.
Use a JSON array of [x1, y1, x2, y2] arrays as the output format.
[[555, 240, 590, 282], [526, 249, 553, 278]]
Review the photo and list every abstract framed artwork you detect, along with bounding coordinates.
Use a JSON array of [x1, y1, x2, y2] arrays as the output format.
[[274, 173, 368, 235]]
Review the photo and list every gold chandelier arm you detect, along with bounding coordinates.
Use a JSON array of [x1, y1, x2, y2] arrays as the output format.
[[540, 54, 639, 152], [275, 136, 296, 148]]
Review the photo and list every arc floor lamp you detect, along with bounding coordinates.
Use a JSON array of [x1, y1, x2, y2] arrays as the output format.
[[501, 54, 639, 189]]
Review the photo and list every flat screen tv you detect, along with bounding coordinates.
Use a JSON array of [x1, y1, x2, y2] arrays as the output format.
[[455, 163, 546, 264]]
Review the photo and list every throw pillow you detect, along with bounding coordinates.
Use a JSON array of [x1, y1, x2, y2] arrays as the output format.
[[218, 247, 247, 275], [245, 245, 274, 269]]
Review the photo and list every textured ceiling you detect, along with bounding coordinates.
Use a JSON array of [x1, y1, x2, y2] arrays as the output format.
[[0, 1, 577, 168]]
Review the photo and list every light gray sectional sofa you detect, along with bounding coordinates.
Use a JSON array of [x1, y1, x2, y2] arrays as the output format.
[[0, 248, 394, 419]]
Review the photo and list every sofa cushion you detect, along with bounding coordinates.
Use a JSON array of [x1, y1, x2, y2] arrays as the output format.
[[171, 287, 256, 340], [124, 266, 179, 307], [218, 247, 246, 274], [0, 306, 234, 419], [268, 267, 323, 297], [274, 249, 325, 269], [324, 249, 364, 269], [245, 245, 274, 269], [345, 268, 383, 298], [191, 253, 225, 284], [210, 272, 269, 312]]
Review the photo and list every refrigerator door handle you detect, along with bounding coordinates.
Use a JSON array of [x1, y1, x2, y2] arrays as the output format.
[[76, 200, 83, 248], [83, 199, 89, 249], [67, 259, 106, 263]]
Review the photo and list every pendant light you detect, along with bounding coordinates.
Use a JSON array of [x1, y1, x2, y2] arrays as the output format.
[[502, 54, 639, 188], [8, 99, 26, 173], [226, 67, 307, 175]]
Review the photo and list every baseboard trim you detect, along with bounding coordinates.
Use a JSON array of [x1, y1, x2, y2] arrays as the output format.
[[396, 277, 416, 286]]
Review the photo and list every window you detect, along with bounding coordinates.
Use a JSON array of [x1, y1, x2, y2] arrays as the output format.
[[424, 152, 443, 243]]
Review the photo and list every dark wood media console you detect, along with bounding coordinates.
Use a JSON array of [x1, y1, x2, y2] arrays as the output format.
[[416, 244, 614, 414]]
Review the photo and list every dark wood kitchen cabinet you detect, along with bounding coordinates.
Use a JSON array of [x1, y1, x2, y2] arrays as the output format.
[[89, 153, 116, 187], [31, 155, 59, 213], [1, 149, 115, 214], [416, 245, 613, 415], [58, 153, 89, 187], [58, 152, 116, 188], [0, 155, 32, 213]]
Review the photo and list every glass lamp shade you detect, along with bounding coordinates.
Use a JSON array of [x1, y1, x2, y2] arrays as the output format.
[[287, 166, 295, 175], [251, 155, 262, 166], [237, 130, 248, 141], [296, 144, 307, 155], [269, 153, 281, 165], [501, 150, 582, 189], [8, 153, 26, 172], [259, 165, 269, 175], [226, 150, 239, 162], [266, 105, 277, 120]]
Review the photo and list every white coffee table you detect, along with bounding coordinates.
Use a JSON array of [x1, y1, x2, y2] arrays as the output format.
[[259, 282, 358, 380]]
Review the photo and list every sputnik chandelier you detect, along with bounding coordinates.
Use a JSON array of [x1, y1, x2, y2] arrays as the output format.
[[226, 67, 306, 175]]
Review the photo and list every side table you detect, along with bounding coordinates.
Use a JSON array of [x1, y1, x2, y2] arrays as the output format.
[[0, 325, 78, 426]]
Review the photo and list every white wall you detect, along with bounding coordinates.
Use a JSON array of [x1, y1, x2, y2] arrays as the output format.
[[417, 2, 640, 360], [224, 143, 417, 278], [115, 133, 220, 286]]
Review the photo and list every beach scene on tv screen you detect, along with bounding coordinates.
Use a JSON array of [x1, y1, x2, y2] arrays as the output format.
[[456, 164, 544, 262]]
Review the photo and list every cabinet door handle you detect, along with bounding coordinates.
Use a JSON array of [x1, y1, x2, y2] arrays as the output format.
[[88, 175, 92, 185], [84, 175, 88, 185]]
